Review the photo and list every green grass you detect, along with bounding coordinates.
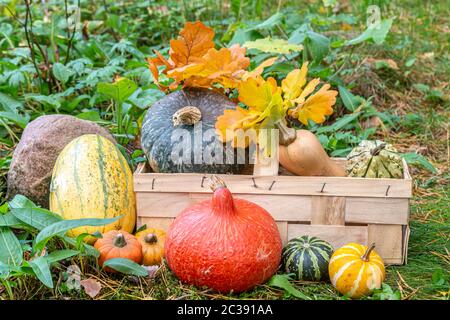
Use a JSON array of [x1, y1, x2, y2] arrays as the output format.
[[0, 0, 449, 300]]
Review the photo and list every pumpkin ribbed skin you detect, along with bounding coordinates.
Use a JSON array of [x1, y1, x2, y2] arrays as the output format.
[[49, 134, 136, 243], [165, 179, 282, 293], [141, 88, 249, 174], [328, 243, 385, 298], [135, 228, 166, 266], [346, 140, 403, 178], [281, 236, 333, 281], [94, 230, 142, 273]]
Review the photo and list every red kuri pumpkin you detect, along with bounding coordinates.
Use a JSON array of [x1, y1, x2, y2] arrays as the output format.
[[165, 176, 282, 293]]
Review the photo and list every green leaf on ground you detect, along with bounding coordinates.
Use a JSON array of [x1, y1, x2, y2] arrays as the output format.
[[103, 258, 148, 276], [267, 274, 311, 300], [0, 226, 23, 266], [34, 216, 121, 252], [97, 77, 137, 104], [29, 256, 53, 288], [346, 18, 394, 45], [402, 153, 437, 173]]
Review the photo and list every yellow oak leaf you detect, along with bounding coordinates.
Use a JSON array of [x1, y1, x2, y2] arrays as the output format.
[[238, 76, 279, 112], [216, 77, 285, 152], [242, 57, 278, 81], [281, 62, 308, 102], [289, 84, 338, 125], [283, 62, 338, 125]]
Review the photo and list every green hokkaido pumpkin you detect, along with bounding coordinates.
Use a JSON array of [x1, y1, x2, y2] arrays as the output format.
[[281, 236, 334, 281], [49, 134, 136, 243], [346, 140, 403, 178], [141, 88, 249, 174]]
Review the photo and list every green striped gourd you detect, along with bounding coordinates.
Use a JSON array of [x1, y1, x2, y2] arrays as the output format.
[[49, 134, 136, 243], [281, 236, 334, 281], [346, 140, 403, 178]]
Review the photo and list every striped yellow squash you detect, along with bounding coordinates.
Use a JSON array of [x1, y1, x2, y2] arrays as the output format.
[[49, 134, 136, 243], [328, 242, 385, 298]]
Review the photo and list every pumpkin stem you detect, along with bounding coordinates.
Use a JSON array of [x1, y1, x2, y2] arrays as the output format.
[[209, 175, 235, 214], [114, 233, 127, 248], [144, 233, 158, 244], [208, 175, 227, 192], [275, 120, 297, 146], [371, 143, 386, 156], [172, 106, 202, 126], [361, 243, 376, 262]]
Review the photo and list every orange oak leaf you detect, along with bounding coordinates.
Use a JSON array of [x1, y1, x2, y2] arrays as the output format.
[[169, 21, 215, 66], [199, 45, 250, 88], [167, 44, 251, 89], [215, 108, 260, 148]]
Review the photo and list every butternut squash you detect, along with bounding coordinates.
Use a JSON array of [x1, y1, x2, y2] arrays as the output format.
[[277, 122, 346, 177]]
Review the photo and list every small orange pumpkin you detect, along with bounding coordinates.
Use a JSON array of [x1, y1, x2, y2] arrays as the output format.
[[135, 228, 166, 266], [94, 230, 143, 272], [328, 242, 385, 298]]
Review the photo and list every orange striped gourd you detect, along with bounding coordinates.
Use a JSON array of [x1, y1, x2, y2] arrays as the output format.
[[49, 134, 136, 243], [328, 242, 385, 298]]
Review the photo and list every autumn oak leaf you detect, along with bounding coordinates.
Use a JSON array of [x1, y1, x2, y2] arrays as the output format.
[[169, 21, 215, 66]]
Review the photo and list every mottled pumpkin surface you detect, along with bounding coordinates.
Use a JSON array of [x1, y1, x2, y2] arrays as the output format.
[[49, 134, 136, 243], [141, 88, 250, 173], [346, 140, 403, 178]]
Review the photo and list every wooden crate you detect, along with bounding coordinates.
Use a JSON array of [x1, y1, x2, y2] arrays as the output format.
[[133, 158, 412, 265]]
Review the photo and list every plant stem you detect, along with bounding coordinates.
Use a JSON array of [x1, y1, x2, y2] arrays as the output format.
[[117, 101, 123, 136]]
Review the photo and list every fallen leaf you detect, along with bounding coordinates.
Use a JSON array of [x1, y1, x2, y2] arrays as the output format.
[[80, 278, 102, 299], [143, 265, 160, 279]]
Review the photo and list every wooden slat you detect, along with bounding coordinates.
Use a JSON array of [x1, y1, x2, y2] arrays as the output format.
[[136, 192, 311, 221], [134, 173, 411, 198], [137, 217, 174, 232], [276, 222, 288, 246], [383, 258, 403, 265], [311, 196, 346, 225], [346, 198, 409, 225], [287, 224, 368, 250], [403, 226, 410, 265], [136, 192, 410, 225], [368, 224, 403, 261]]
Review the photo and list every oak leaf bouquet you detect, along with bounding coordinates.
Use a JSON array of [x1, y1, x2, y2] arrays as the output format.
[[147, 21, 345, 177]]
